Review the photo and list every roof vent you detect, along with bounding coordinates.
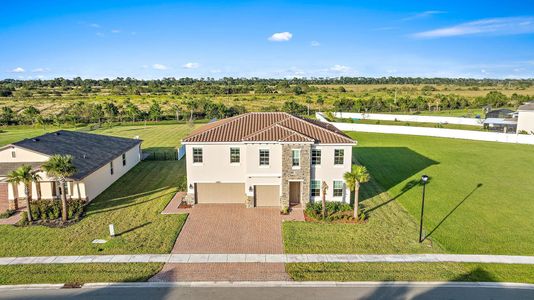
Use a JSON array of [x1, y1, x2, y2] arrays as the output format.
[[32, 138, 40, 142], [83, 154, 87, 159], [55, 132, 60, 135]]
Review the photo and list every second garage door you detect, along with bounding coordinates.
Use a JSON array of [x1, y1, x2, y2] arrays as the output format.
[[196, 183, 245, 204], [255, 185, 280, 207]]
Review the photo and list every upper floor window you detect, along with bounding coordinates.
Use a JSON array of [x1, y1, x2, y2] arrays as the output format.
[[259, 149, 269, 166], [193, 147, 203, 163], [292, 149, 300, 167], [310, 180, 321, 197], [122, 153, 127, 166], [334, 149, 344, 165], [230, 147, 240, 164], [333, 181, 344, 197], [311, 149, 321, 165], [11, 149, 16, 158], [110, 161, 114, 175]]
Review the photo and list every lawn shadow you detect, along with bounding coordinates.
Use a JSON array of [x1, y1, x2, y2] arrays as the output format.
[[115, 222, 152, 237], [365, 177, 434, 214], [423, 183, 483, 241], [355, 147, 439, 201]]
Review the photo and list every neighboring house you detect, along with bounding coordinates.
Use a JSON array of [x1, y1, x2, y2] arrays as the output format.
[[0, 130, 142, 212], [485, 108, 515, 119], [182, 112, 356, 209], [517, 102, 534, 134], [483, 109, 518, 133]]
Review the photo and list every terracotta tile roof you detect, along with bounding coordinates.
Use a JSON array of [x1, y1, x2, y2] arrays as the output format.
[[183, 112, 355, 144]]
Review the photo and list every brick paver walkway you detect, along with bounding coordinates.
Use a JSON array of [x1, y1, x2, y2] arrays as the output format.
[[156, 204, 286, 281], [172, 204, 284, 254]]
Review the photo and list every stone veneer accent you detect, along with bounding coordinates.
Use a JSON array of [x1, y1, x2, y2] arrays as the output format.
[[280, 143, 311, 209]]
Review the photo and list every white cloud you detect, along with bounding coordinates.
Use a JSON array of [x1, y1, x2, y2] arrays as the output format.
[[111, 29, 121, 33], [402, 10, 446, 21], [268, 32, 293, 42], [12, 67, 25, 73], [152, 64, 168, 70], [183, 62, 200, 69], [32, 68, 47, 73], [413, 17, 534, 38], [330, 64, 351, 72], [89, 23, 101, 28], [310, 41, 320, 47]]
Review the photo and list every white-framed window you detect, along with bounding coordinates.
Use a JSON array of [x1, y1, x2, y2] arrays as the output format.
[[259, 149, 269, 166], [57, 181, 70, 196], [333, 181, 344, 197], [122, 153, 126, 166], [292, 149, 301, 167], [110, 161, 114, 175], [11, 150, 16, 158], [311, 149, 321, 165], [193, 147, 203, 163], [310, 180, 321, 197], [334, 149, 344, 165], [230, 147, 240, 164]]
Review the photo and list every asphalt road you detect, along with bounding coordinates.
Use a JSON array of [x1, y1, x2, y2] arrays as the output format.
[[1, 285, 533, 300]]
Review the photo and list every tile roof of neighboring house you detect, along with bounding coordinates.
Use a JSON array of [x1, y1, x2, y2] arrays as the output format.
[[7, 130, 141, 180], [183, 112, 355, 144], [518, 102, 534, 111]]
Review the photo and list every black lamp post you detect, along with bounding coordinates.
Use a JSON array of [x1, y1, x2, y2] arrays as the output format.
[[419, 175, 429, 243]]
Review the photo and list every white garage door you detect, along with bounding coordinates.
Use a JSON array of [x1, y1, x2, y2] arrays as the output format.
[[255, 185, 280, 207], [196, 183, 245, 204]]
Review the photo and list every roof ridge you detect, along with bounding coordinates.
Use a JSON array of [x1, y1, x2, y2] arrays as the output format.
[[286, 114, 355, 143], [183, 113, 251, 141], [274, 123, 316, 142]]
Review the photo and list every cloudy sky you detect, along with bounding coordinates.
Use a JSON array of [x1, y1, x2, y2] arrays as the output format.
[[1, 0, 533, 79]]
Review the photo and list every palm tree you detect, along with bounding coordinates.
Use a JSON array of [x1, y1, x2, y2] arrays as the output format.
[[42, 155, 77, 222], [343, 165, 370, 219], [7, 165, 40, 222]]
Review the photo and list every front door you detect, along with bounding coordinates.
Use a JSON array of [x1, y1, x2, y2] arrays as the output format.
[[289, 182, 301, 206]]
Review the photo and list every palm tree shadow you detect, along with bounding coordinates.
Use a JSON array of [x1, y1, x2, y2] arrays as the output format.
[[423, 183, 483, 241], [365, 177, 433, 214]]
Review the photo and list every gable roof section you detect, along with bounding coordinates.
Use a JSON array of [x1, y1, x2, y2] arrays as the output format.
[[183, 112, 355, 144], [11, 130, 141, 180], [518, 102, 534, 111]]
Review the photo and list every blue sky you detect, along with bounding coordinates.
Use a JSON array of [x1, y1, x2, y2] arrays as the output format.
[[1, 0, 533, 79]]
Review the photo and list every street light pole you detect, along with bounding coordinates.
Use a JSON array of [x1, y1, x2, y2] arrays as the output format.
[[419, 175, 429, 243]]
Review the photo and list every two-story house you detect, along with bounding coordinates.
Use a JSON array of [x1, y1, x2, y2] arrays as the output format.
[[182, 112, 356, 209]]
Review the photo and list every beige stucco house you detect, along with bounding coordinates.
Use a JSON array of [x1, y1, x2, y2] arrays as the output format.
[[0, 130, 141, 212], [182, 112, 356, 208], [517, 102, 534, 134]]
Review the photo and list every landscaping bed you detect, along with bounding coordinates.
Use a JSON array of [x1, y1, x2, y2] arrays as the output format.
[[303, 202, 366, 224]]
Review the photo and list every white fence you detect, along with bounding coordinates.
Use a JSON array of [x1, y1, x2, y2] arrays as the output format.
[[316, 112, 534, 145], [333, 112, 483, 126]]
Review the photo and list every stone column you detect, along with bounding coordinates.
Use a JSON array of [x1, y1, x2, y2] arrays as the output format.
[[280, 143, 311, 209]]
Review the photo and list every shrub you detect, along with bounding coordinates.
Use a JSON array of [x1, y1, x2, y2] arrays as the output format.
[[305, 201, 352, 217], [176, 176, 187, 192], [0, 209, 15, 219], [27, 199, 85, 222], [17, 212, 29, 225]]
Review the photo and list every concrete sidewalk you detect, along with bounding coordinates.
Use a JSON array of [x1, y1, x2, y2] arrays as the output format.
[[1, 253, 534, 266]]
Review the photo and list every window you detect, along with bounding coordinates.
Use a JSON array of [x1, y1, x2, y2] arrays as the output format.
[[333, 181, 344, 197], [311, 149, 321, 165], [193, 147, 203, 163], [292, 149, 300, 167], [310, 180, 321, 197], [122, 153, 126, 166], [334, 149, 344, 165], [110, 161, 114, 175], [230, 147, 240, 163], [259, 149, 269, 166], [57, 181, 69, 196], [11, 149, 16, 158]]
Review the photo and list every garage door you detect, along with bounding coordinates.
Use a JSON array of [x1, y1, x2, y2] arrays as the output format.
[[196, 183, 245, 204], [255, 185, 280, 207]]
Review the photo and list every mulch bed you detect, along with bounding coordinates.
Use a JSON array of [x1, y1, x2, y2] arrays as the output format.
[[178, 201, 192, 209], [304, 210, 368, 224]]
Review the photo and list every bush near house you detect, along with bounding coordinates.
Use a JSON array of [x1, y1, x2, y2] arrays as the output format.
[[304, 202, 366, 223], [27, 199, 85, 222]]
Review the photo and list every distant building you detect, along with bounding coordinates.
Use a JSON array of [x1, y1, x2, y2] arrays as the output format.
[[483, 109, 517, 133], [485, 108, 515, 119], [517, 102, 534, 134]]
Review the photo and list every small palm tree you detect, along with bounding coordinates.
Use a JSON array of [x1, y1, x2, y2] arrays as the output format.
[[321, 181, 328, 219], [42, 155, 77, 222], [344, 165, 370, 219], [7, 165, 40, 222]]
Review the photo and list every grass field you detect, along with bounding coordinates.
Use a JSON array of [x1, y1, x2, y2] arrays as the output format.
[[350, 119, 484, 131], [0, 263, 163, 285], [287, 263, 534, 283]]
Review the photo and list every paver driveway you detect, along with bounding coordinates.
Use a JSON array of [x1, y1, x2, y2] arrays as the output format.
[[151, 204, 289, 281], [172, 204, 284, 254]]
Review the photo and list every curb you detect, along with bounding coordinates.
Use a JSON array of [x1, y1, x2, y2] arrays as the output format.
[[1, 281, 534, 290]]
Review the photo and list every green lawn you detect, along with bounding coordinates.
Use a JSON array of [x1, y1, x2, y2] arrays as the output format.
[[0, 126, 66, 146], [287, 263, 534, 283], [354, 119, 483, 131], [0, 263, 163, 285]]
